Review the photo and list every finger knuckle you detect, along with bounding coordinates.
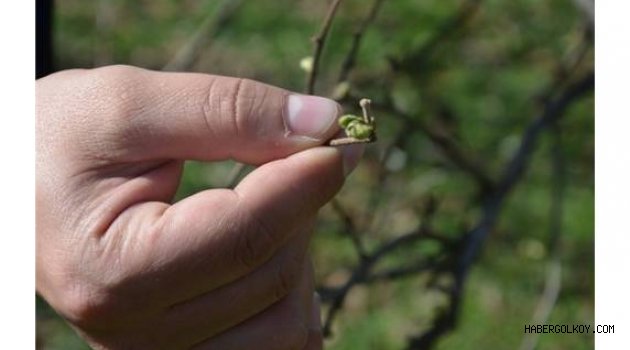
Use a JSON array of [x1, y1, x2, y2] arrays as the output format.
[[90, 65, 145, 118], [57, 279, 117, 329], [234, 231, 263, 270], [232, 208, 277, 271], [272, 256, 302, 300], [232, 78, 262, 138], [71, 65, 149, 158], [39, 65, 146, 159], [226, 78, 278, 142], [209, 77, 248, 141]]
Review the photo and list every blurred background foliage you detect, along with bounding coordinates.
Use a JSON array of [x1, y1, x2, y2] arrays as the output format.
[[37, 0, 593, 349]]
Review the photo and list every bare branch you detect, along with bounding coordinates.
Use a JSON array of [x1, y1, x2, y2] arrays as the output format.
[[374, 101, 496, 193], [308, 1, 591, 346], [392, 0, 483, 74], [407, 286, 461, 350], [330, 198, 368, 260], [337, 0, 386, 84], [408, 72, 593, 349], [321, 259, 370, 336], [460, 73, 592, 291], [365, 257, 446, 283], [494, 72, 593, 199], [320, 212, 450, 337], [305, 0, 345, 94]]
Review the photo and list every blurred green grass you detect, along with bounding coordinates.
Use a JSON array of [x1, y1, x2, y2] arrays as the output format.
[[39, 0, 593, 349]]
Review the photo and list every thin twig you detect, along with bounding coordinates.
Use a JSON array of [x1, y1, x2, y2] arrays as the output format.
[[375, 101, 496, 193], [305, 0, 345, 94], [393, 0, 482, 73], [319, 73, 592, 348], [337, 0, 385, 84], [408, 72, 593, 349], [311, 1, 591, 346], [393, 24, 589, 195], [321, 219, 450, 336], [359, 116, 415, 231], [329, 137, 375, 146], [493, 73, 592, 200], [330, 199, 368, 260], [320, 253, 447, 336], [163, 0, 243, 71], [321, 258, 371, 336], [319, 195, 444, 332], [538, 25, 591, 103], [365, 257, 445, 283]]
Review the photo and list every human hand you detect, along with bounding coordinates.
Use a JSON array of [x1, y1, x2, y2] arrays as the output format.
[[36, 65, 363, 349]]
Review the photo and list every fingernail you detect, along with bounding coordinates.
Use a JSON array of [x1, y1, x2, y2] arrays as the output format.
[[339, 143, 365, 177], [286, 95, 339, 139], [310, 292, 322, 330]]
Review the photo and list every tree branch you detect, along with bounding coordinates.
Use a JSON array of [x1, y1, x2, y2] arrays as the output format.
[[337, 0, 386, 84], [305, 0, 345, 94], [310, 2, 592, 347], [320, 210, 450, 336], [365, 256, 447, 283], [330, 198, 368, 260], [373, 100, 496, 193], [408, 71, 593, 349], [392, 0, 483, 74]]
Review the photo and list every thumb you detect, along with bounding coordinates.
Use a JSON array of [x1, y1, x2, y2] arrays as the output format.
[[80, 65, 341, 164], [108, 147, 348, 305]]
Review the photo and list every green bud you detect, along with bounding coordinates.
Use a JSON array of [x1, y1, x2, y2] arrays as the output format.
[[338, 114, 362, 128], [346, 122, 375, 139], [299, 56, 314, 73]]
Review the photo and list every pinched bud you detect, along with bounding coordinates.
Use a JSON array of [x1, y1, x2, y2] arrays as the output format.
[[346, 121, 375, 140], [329, 97, 377, 146], [338, 114, 363, 128]]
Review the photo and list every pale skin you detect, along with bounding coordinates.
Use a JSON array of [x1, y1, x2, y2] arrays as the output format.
[[36, 65, 364, 349]]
